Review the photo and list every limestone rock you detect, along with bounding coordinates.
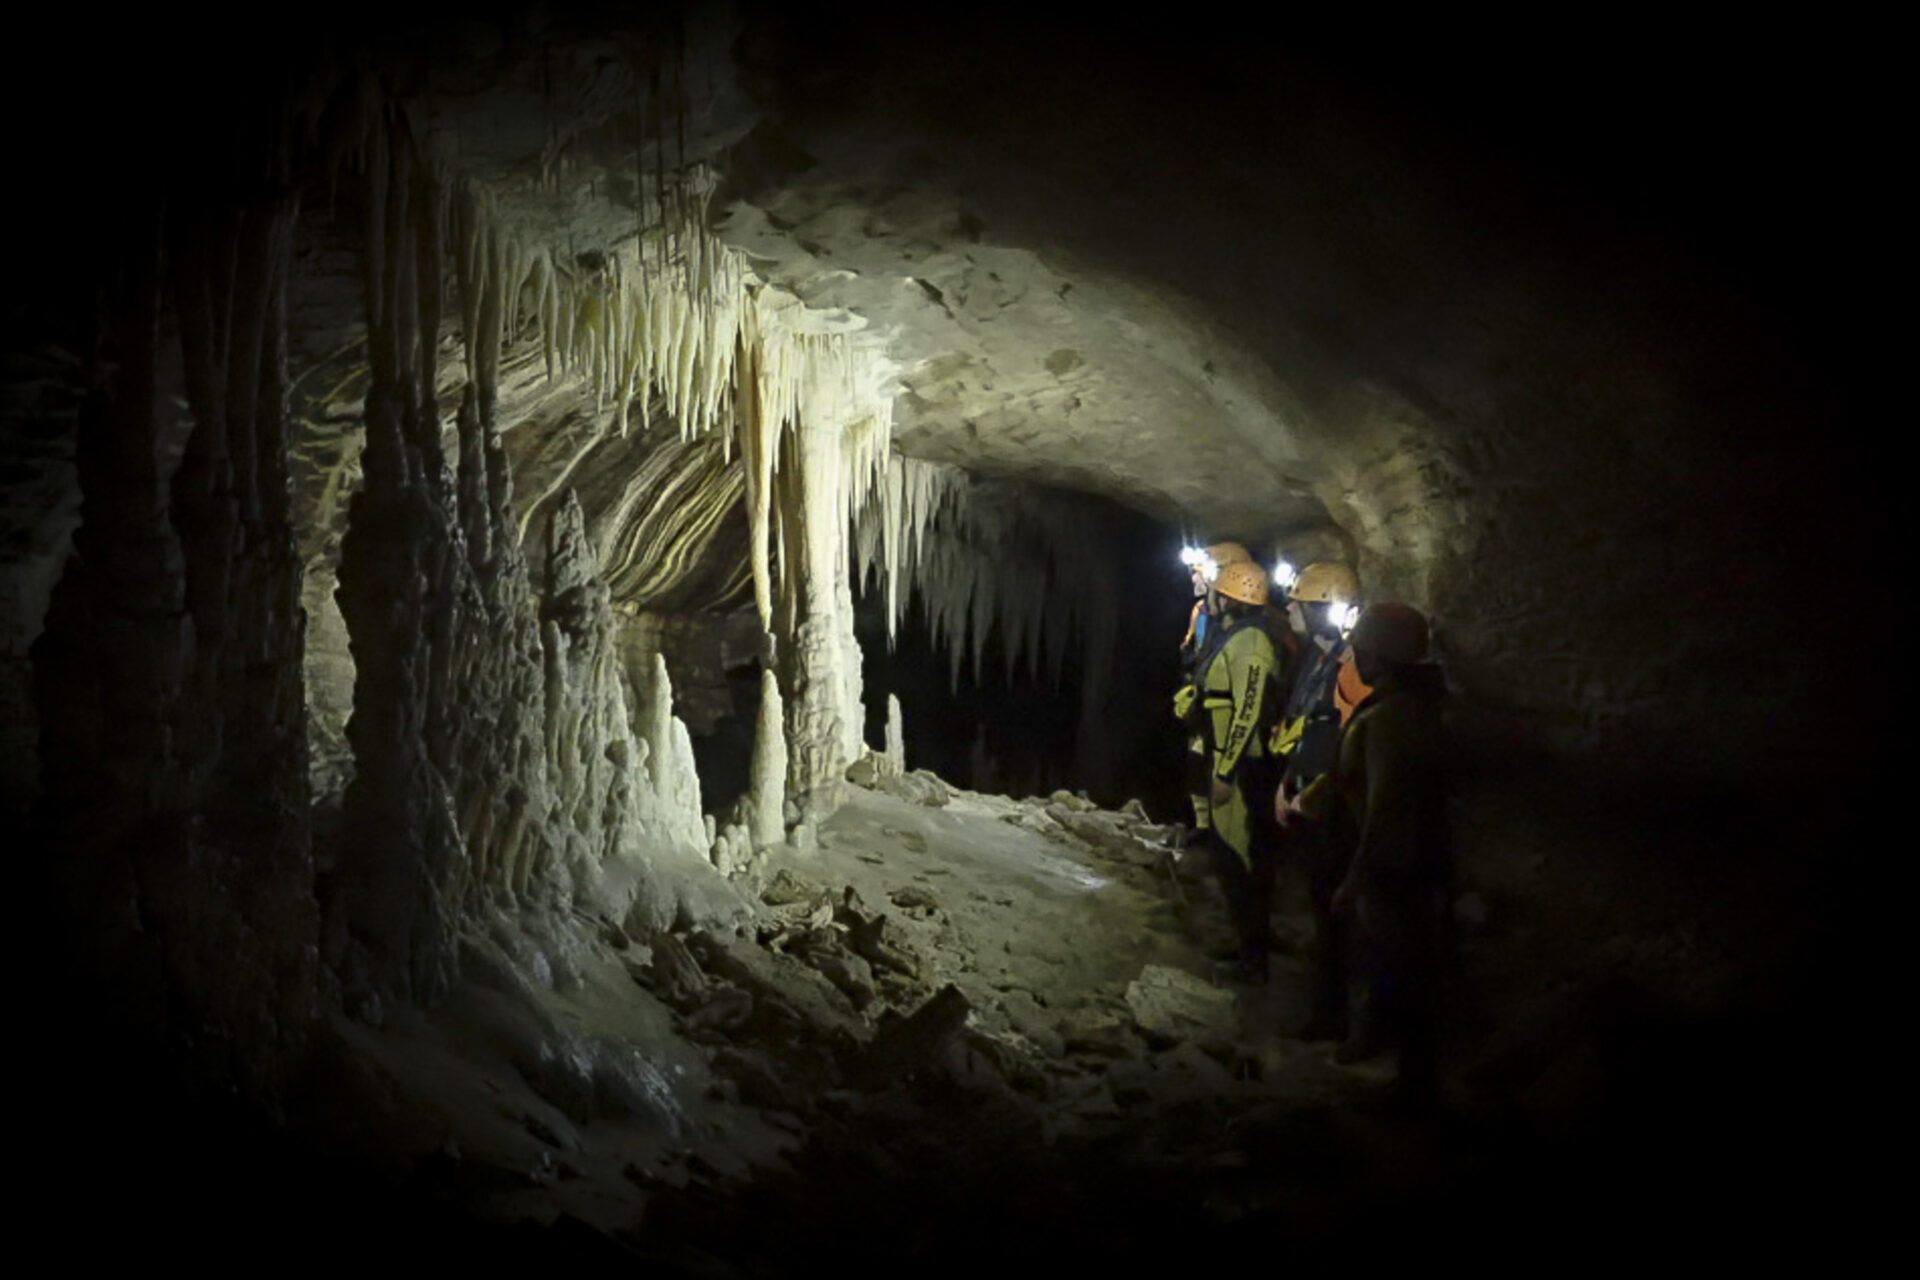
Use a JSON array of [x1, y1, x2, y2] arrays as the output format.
[[998, 989, 1065, 1059], [878, 769, 950, 808], [844, 751, 887, 789], [888, 885, 941, 920], [804, 946, 878, 1012], [1123, 964, 1237, 1049], [644, 933, 710, 1010], [760, 868, 822, 908], [709, 1046, 803, 1112], [1153, 1041, 1239, 1094], [857, 984, 971, 1086], [1046, 805, 1162, 867], [844, 909, 922, 980]]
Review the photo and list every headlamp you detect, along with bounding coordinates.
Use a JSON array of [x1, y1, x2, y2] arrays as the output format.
[[1329, 601, 1359, 634], [1272, 560, 1297, 591], [1180, 546, 1220, 582]]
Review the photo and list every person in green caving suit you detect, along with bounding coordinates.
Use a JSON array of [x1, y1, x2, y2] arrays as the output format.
[[1193, 558, 1284, 985]]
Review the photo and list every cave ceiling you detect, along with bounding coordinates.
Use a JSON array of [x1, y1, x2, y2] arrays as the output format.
[[352, 6, 1346, 541], [341, 3, 1833, 553], [16, 5, 1853, 621]]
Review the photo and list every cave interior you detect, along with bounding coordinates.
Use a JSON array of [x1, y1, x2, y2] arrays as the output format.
[[4, 2, 1875, 1266]]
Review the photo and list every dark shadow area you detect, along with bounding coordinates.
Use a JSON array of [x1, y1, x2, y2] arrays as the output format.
[[28, 868, 1855, 1270], [856, 497, 1195, 819], [689, 658, 763, 815]]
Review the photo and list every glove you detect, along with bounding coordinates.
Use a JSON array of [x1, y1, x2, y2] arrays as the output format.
[[1172, 684, 1197, 720]]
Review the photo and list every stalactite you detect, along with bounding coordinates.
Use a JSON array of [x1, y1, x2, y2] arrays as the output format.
[[337, 119, 760, 1004], [460, 170, 902, 803], [335, 116, 903, 825], [852, 457, 1124, 789]]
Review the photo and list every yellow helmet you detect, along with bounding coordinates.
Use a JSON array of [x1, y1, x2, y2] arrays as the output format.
[[1214, 560, 1271, 606], [1205, 541, 1253, 568], [1290, 562, 1359, 604]]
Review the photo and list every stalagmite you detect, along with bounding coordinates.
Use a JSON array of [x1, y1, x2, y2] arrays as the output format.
[[885, 693, 906, 773], [746, 666, 787, 852], [638, 651, 708, 855], [334, 121, 472, 1006], [542, 489, 626, 894]]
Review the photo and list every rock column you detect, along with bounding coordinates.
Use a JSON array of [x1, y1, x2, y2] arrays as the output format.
[[33, 151, 317, 1101]]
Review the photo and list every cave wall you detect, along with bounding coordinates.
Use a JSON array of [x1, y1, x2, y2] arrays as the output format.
[[28, 112, 319, 1101], [704, 12, 1876, 807]]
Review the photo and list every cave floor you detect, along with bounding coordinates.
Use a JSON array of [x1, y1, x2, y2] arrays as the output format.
[[106, 776, 1834, 1269], [275, 780, 1494, 1269]]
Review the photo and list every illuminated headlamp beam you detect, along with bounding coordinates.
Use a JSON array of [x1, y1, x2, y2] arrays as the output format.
[[1272, 560, 1297, 590], [1180, 545, 1220, 581]]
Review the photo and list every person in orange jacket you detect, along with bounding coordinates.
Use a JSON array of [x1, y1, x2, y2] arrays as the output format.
[[1288, 601, 1451, 1112], [1336, 648, 1374, 727]]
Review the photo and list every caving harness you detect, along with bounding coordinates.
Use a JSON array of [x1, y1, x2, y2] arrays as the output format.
[[1270, 634, 1349, 793], [1173, 615, 1283, 863]]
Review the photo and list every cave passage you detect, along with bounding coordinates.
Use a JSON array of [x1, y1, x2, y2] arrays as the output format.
[[855, 494, 1195, 817], [5, 4, 1873, 1265]]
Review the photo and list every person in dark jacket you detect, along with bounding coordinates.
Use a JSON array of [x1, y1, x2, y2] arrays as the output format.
[[1268, 561, 1361, 1037], [1290, 601, 1451, 1111]]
